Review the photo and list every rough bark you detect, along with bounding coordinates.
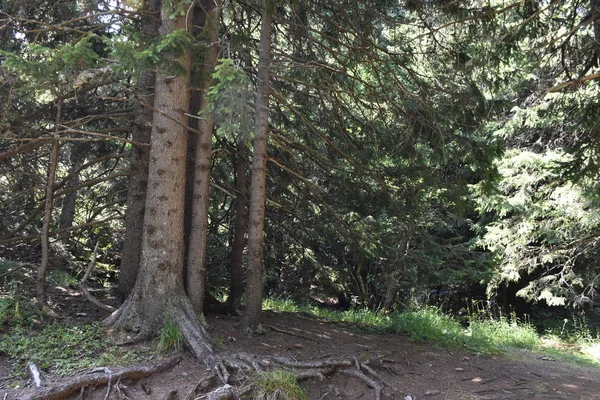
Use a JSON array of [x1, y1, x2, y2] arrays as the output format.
[[57, 142, 85, 241], [242, 0, 273, 331], [226, 137, 248, 314], [185, 0, 221, 316], [116, 0, 160, 302], [593, 0, 600, 64], [37, 98, 61, 316], [106, 0, 216, 367]]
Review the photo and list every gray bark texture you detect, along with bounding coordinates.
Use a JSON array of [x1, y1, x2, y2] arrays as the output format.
[[58, 143, 85, 240], [227, 137, 248, 314], [106, 0, 216, 366], [185, 0, 221, 316], [116, 0, 160, 302], [242, 0, 273, 331]]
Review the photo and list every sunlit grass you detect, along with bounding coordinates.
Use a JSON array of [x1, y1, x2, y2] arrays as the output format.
[[263, 297, 600, 366]]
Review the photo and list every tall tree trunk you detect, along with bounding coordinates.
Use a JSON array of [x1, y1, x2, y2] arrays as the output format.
[[593, 0, 600, 64], [38, 98, 62, 317], [105, 1, 215, 366], [58, 143, 85, 241], [185, 0, 221, 316], [226, 136, 248, 314], [116, 0, 160, 302], [242, 0, 273, 331]]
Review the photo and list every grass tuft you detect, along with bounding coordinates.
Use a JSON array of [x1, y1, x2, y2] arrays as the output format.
[[252, 369, 307, 400], [157, 318, 183, 353]]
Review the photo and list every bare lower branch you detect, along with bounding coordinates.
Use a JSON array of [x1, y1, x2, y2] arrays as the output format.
[[80, 242, 115, 313]]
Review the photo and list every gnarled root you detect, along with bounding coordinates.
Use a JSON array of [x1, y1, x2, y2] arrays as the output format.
[[21, 356, 182, 400], [188, 352, 387, 400]]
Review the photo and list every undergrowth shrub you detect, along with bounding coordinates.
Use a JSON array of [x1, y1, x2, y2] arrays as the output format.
[[467, 317, 540, 352], [388, 308, 463, 346]]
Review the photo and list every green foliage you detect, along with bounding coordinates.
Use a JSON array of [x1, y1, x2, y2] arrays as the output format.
[[466, 316, 540, 353], [471, 149, 600, 307], [207, 58, 254, 140], [0, 323, 117, 377], [0, 262, 41, 329], [0, 34, 101, 96], [389, 308, 463, 346], [0, 292, 41, 330], [157, 318, 183, 353], [252, 369, 307, 400], [49, 269, 80, 289], [110, 28, 194, 76]]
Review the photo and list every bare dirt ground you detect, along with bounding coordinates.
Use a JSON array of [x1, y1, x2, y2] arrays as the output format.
[[2, 308, 600, 400]]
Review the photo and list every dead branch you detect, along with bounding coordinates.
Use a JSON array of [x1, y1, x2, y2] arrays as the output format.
[[0, 138, 46, 162], [80, 241, 115, 313], [0, 263, 35, 279], [21, 356, 182, 400], [547, 73, 600, 93]]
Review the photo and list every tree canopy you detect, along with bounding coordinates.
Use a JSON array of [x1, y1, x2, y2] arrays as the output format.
[[1, 0, 599, 367]]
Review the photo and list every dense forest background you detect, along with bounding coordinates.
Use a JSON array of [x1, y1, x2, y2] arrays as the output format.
[[1, 0, 600, 359]]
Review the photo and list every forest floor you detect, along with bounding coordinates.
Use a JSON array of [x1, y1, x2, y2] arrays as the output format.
[[1, 282, 600, 399]]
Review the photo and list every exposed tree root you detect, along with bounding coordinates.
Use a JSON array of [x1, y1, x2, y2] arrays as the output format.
[[21, 356, 182, 400], [187, 352, 388, 400]]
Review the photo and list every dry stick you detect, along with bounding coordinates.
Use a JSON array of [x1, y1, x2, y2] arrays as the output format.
[[80, 241, 115, 313], [22, 356, 182, 400], [0, 137, 47, 162]]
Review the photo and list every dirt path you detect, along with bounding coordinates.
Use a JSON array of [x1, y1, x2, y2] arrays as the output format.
[[2, 310, 599, 399]]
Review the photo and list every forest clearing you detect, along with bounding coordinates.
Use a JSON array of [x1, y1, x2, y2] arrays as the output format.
[[1, 0, 600, 398]]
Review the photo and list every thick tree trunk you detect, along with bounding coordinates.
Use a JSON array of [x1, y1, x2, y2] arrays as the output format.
[[116, 0, 159, 302], [106, 1, 216, 367], [242, 0, 273, 331], [226, 137, 248, 314], [185, 0, 221, 316]]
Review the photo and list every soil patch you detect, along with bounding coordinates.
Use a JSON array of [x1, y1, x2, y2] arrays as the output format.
[[2, 310, 599, 399]]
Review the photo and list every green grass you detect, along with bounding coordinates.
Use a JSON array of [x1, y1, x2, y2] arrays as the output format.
[[0, 323, 122, 378], [263, 298, 600, 366], [252, 369, 307, 400], [157, 317, 183, 353]]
